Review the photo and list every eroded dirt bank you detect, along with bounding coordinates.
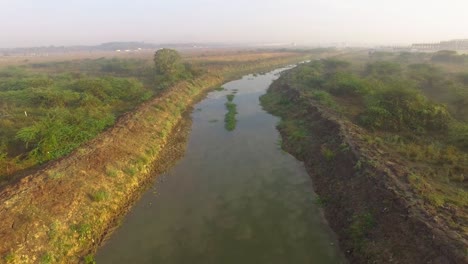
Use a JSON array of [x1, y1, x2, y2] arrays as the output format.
[[261, 80, 467, 264]]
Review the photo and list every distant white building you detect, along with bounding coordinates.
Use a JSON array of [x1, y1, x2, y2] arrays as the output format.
[[411, 39, 468, 51]]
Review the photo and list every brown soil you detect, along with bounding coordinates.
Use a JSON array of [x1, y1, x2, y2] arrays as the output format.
[[264, 81, 468, 264]]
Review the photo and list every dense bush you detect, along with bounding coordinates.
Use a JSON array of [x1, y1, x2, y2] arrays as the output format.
[[0, 68, 150, 178], [322, 59, 350, 76], [16, 107, 115, 162], [288, 60, 453, 133], [324, 72, 370, 96], [449, 123, 468, 150], [364, 61, 402, 79], [431, 50, 466, 64], [407, 64, 445, 89], [360, 85, 450, 132]]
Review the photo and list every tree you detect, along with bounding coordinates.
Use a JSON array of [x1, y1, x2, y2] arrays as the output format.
[[153, 49, 186, 87]]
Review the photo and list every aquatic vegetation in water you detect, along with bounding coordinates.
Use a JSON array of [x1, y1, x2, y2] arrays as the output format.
[[226, 94, 235, 102], [224, 102, 237, 131]]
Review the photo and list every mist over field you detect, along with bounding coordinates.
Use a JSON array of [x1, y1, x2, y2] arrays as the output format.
[[1, 0, 467, 48]]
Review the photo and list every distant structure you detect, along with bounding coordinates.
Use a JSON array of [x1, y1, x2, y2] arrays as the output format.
[[377, 39, 468, 52], [411, 39, 468, 51]]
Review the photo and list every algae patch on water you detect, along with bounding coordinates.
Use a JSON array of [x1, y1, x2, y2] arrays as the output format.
[[224, 93, 238, 131]]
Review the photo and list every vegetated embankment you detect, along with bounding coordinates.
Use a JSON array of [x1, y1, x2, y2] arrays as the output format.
[[261, 80, 467, 263], [0, 54, 309, 263]]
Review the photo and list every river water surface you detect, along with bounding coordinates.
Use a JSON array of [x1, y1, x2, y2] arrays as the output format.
[[96, 67, 345, 263]]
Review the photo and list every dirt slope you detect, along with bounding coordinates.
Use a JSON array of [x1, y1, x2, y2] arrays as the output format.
[[261, 80, 467, 264]]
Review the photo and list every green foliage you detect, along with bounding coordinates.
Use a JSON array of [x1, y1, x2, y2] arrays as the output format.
[[290, 61, 324, 88], [325, 72, 370, 96], [449, 122, 468, 150], [106, 167, 118, 177], [71, 222, 92, 240], [123, 166, 137, 176], [224, 102, 238, 131], [354, 160, 363, 171], [364, 61, 402, 79], [309, 90, 338, 109], [348, 212, 376, 250], [99, 58, 147, 75], [16, 108, 115, 163], [0, 65, 151, 179], [226, 94, 235, 102], [321, 146, 335, 161], [322, 59, 350, 75], [458, 72, 468, 85], [339, 143, 350, 152], [84, 254, 97, 264], [407, 63, 445, 90], [314, 195, 328, 207], [360, 85, 450, 132], [91, 189, 109, 202], [154, 49, 184, 76], [431, 50, 466, 64], [153, 48, 194, 88], [4, 252, 16, 263], [40, 252, 54, 264]]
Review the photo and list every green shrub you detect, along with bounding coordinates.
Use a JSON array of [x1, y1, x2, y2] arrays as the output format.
[[40, 252, 54, 264], [431, 50, 466, 64], [348, 212, 375, 250], [91, 189, 109, 202], [84, 254, 96, 264], [321, 146, 335, 161], [449, 122, 468, 150], [71, 222, 92, 240], [325, 72, 370, 96], [360, 85, 450, 132], [4, 252, 16, 263], [314, 195, 328, 207], [106, 167, 118, 177], [310, 90, 338, 109], [364, 61, 402, 79], [123, 166, 137, 176]]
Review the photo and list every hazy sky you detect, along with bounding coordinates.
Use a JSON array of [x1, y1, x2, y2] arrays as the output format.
[[1, 0, 467, 48]]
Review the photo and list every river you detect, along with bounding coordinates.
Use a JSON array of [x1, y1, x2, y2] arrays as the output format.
[[96, 66, 345, 263]]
